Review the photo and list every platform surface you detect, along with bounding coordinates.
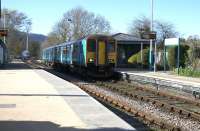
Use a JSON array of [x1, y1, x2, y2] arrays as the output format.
[[0, 66, 136, 130], [116, 68, 200, 87]]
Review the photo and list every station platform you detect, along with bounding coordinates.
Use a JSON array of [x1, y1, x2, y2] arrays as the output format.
[[116, 68, 200, 96], [0, 67, 136, 130]]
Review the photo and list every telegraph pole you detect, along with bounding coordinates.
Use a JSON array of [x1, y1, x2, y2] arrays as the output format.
[[150, 0, 157, 72], [149, 0, 153, 71], [0, 0, 1, 18], [3, 10, 6, 43], [26, 30, 29, 51]]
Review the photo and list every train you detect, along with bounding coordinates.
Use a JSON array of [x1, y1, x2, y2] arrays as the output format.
[[0, 39, 7, 67], [42, 34, 117, 77], [21, 50, 30, 60]]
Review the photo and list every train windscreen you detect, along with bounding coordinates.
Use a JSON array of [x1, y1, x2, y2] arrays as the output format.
[[108, 41, 115, 52], [87, 39, 96, 52]]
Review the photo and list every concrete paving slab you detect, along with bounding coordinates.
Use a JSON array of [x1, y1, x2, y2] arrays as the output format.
[[0, 69, 136, 131], [116, 68, 200, 87]]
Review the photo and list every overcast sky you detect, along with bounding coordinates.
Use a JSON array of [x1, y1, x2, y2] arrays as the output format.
[[3, 0, 200, 37]]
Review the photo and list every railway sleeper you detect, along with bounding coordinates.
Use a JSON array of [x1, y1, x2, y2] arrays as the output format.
[[80, 84, 185, 130], [83, 87, 181, 130], [123, 106, 131, 112], [125, 81, 200, 106]]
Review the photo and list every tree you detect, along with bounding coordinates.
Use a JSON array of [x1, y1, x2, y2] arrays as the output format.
[[29, 41, 41, 58], [43, 7, 111, 48], [156, 21, 178, 48], [63, 7, 110, 40], [128, 16, 178, 48], [41, 32, 63, 49], [1, 8, 32, 56], [185, 35, 200, 69], [1, 8, 31, 32], [129, 16, 151, 38]]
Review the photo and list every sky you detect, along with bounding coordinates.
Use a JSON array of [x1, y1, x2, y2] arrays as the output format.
[[2, 0, 200, 38]]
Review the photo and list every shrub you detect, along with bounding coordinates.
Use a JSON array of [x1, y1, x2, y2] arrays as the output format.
[[128, 53, 138, 64], [174, 67, 200, 77], [167, 45, 189, 69], [128, 48, 149, 66], [179, 45, 189, 67], [167, 46, 176, 69]]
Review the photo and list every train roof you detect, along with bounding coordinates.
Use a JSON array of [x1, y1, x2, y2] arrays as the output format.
[[43, 34, 114, 50], [85, 34, 114, 40]]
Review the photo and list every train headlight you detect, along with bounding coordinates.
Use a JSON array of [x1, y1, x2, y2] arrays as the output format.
[[108, 59, 114, 63], [88, 58, 94, 63]]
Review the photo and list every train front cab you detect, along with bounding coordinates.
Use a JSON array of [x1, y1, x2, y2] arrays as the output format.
[[86, 36, 116, 77]]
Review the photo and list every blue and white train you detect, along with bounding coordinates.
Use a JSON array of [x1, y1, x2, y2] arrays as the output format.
[[42, 34, 117, 77]]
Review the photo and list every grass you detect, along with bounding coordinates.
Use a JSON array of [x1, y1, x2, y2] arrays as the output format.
[[174, 67, 200, 78]]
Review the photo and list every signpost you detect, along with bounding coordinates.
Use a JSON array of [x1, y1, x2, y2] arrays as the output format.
[[141, 31, 157, 39], [164, 38, 180, 74], [141, 31, 157, 71]]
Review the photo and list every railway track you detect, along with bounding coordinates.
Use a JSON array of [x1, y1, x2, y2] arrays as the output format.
[[78, 84, 181, 131], [96, 81, 200, 122], [28, 60, 200, 130]]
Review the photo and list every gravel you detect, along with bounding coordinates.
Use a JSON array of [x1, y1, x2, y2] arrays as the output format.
[[83, 83, 200, 131]]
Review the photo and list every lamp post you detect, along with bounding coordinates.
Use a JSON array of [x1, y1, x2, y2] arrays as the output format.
[[149, 0, 153, 71], [25, 21, 31, 52], [3, 11, 9, 43], [64, 18, 72, 41], [150, 0, 156, 72]]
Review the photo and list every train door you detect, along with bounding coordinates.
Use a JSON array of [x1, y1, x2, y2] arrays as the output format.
[[98, 41, 106, 65]]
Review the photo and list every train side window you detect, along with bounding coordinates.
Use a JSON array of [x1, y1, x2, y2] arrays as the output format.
[[87, 39, 96, 52], [63, 47, 67, 54], [74, 44, 79, 51], [108, 41, 115, 52], [56, 47, 59, 55]]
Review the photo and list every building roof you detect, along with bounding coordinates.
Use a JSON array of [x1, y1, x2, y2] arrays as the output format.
[[112, 33, 149, 42]]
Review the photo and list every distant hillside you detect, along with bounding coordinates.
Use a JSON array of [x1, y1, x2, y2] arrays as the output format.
[[29, 33, 47, 43]]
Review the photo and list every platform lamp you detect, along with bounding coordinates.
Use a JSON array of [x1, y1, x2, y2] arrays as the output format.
[[63, 18, 73, 41], [150, 0, 157, 72], [0, 0, 1, 19], [0, 1, 9, 40], [3, 11, 9, 43]]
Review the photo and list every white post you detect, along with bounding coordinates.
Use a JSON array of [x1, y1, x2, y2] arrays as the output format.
[[141, 42, 143, 68], [154, 40, 157, 72], [3, 12, 6, 43], [177, 39, 180, 74], [26, 31, 29, 51], [164, 46, 166, 71], [149, 0, 154, 71]]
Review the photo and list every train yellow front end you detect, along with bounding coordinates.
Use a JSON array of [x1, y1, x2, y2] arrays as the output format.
[[86, 35, 117, 77]]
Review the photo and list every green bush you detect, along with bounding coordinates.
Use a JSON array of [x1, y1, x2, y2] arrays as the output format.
[[174, 67, 200, 77], [128, 48, 149, 66], [167, 45, 189, 69], [167, 46, 176, 69], [179, 45, 189, 67], [128, 53, 138, 64]]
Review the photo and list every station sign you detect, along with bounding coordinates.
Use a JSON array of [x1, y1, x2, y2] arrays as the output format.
[[164, 38, 179, 46], [141, 31, 157, 39], [0, 29, 8, 37]]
